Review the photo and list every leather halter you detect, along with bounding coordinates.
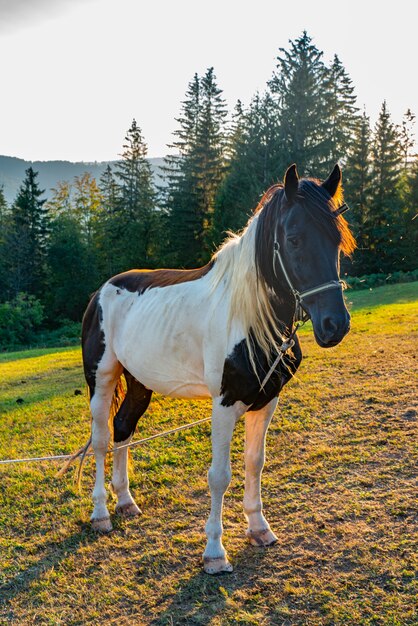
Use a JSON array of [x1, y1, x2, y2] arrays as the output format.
[[272, 200, 350, 323], [273, 239, 346, 323]]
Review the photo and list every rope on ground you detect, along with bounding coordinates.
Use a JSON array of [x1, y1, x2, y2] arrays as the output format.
[[0, 417, 212, 466]]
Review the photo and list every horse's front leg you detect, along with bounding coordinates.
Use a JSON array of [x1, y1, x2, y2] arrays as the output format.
[[203, 398, 245, 574], [244, 398, 279, 546]]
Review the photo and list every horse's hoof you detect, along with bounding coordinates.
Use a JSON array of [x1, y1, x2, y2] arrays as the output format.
[[116, 502, 142, 518], [246, 528, 278, 547], [203, 556, 233, 575], [91, 516, 113, 533]]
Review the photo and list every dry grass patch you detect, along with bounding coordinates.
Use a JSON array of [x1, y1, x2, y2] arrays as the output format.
[[0, 283, 417, 625]]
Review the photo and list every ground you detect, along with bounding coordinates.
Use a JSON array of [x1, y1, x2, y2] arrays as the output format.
[[0, 283, 417, 625]]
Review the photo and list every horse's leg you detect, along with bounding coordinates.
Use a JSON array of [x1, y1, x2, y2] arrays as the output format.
[[203, 398, 245, 575], [112, 372, 152, 517], [89, 353, 122, 532], [243, 397, 278, 546]]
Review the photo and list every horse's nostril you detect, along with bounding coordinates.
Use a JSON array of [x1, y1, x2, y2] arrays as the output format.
[[323, 317, 338, 334]]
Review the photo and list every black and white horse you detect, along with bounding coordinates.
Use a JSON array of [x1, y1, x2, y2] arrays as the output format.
[[81, 164, 355, 574]]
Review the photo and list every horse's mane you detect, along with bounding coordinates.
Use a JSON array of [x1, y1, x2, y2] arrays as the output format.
[[209, 177, 356, 370]]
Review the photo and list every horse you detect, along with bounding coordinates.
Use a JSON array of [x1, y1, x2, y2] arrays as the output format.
[[80, 163, 356, 574]]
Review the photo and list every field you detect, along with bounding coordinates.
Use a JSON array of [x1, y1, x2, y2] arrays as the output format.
[[0, 283, 417, 625]]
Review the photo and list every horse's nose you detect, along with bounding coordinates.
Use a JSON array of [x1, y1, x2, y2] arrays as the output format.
[[322, 316, 339, 336], [320, 314, 350, 345]]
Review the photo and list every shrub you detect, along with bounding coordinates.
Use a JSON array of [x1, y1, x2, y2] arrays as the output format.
[[345, 269, 418, 290], [0, 294, 44, 349]]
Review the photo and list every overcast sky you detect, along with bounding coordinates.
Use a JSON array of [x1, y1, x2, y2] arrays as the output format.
[[0, 0, 416, 162]]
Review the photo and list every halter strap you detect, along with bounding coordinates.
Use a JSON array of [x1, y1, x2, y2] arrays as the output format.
[[273, 239, 345, 322]]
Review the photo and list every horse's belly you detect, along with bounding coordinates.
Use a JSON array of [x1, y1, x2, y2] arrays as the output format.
[[113, 300, 212, 399]]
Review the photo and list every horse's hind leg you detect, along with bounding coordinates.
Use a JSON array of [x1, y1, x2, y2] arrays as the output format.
[[82, 292, 122, 532], [112, 371, 152, 517], [89, 352, 122, 532], [244, 398, 278, 546]]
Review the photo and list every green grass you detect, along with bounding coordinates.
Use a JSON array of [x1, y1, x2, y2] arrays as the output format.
[[0, 282, 417, 625]]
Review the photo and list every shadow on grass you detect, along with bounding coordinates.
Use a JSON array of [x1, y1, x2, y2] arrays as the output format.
[[0, 524, 99, 609], [148, 545, 275, 626]]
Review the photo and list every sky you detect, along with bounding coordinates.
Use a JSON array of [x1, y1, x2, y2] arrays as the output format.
[[0, 0, 417, 162]]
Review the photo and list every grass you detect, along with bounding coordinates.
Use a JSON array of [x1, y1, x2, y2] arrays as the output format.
[[0, 282, 417, 625]]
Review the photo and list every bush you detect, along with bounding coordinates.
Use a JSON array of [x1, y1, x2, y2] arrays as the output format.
[[0, 294, 44, 349], [345, 269, 418, 291]]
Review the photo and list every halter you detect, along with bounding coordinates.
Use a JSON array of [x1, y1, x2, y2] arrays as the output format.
[[272, 202, 349, 323], [273, 239, 345, 322]]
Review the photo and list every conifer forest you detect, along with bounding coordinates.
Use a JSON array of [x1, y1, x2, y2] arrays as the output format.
[[0, 33, 417, 348]]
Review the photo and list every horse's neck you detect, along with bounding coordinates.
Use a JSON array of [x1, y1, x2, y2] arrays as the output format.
[[266, 292, 295, 335]]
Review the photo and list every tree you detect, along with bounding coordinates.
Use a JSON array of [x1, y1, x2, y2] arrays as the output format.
[[364, 102, 403, 273], [112, 119, 156, 271], [323, 54, 359, 167], [163, 68, 228, 267], [212, 93, 281, 245], [344, 110, 373, 274], [399, 108, 416, 170], [73, 172, 102, 245], [269, 31, 329, 176], [5, 168, 49, 299], [47, 213, 95, 321], [0, 186, 10, 299]]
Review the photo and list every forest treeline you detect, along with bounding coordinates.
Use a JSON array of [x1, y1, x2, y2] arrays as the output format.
[[0, 32, 417, 346]]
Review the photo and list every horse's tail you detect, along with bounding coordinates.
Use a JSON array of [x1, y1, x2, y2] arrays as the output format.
[[57, 376, 126, 490]]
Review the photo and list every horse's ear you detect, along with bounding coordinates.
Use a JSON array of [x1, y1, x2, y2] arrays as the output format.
[[322, 164, 342, 199], [284, 164, 299, 202]]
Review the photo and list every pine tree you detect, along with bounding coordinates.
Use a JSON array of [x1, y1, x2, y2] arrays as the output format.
[[96, 165, 119, 276], [403, 157, 418, 269], [5, 168, 49, 298], [113, 119, 156, 270], [268, 31, 329, 176], [323, 54, 359, 167], [163, 68, 228, 266], [399, 108, 416, 170], [0, 186, 9, 300], [364, 102, 403, 273], [99, 165, 118, 215], [212, 93, 281, 244], [344, 110, 373, 274], [47, 213, 95, 321]]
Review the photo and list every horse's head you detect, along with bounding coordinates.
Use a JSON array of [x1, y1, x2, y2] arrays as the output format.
[[255, 164, 356, 348]]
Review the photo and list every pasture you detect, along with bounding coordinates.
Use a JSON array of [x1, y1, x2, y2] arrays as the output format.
[[0, 283, 417, 625]]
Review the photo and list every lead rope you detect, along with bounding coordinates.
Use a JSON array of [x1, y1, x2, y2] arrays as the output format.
[[0, 417, 212, 466]]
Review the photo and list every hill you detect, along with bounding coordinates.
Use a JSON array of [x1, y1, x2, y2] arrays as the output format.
[[0, 155, 165, 204]]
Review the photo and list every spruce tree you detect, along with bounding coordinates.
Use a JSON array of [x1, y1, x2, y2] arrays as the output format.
[[268, 31, 329, 176], [212, 93, 281, 245], [5, 168, 49, 298], [323, 54, 359, 167], [344, 110, 373, 274], [365, 102, 403, 273], [399, 108, 415, 170], [113, 119, 156, 271], [0, 186, 9, 300], [163, 68, 227, 266]]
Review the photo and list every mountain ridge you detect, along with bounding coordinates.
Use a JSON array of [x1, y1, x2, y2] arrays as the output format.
[[0, 155, 165, 204]]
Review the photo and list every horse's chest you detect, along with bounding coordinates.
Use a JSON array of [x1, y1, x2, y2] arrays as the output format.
[[220, 335, 302, 411]]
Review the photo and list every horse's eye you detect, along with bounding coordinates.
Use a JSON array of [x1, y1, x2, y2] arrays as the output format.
[[287, 236, 300, 248]]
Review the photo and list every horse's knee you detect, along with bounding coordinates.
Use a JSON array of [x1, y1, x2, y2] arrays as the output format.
[[208, 465, 231, 494]]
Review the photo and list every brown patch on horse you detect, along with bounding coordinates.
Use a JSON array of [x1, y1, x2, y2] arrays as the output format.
[[109, 261, 214, 294]]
